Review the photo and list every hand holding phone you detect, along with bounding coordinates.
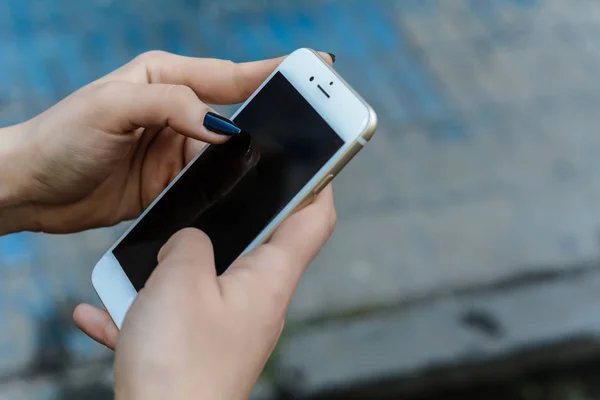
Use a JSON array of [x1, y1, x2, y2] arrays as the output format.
[[80, 187, 336, 400], [1, 50, 287, 235]]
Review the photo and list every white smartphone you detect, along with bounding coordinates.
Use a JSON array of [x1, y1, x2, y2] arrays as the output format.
[[92, 48, 377, 328]]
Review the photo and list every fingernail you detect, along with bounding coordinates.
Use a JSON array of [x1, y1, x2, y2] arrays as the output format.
[[327, 52, 337, 64], [203, 112, 241, 136]]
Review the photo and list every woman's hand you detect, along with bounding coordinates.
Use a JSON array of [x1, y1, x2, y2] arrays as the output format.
[[0, 51, 332, 234], [74, 185, 336, 400], [0, 49, 335, 398]]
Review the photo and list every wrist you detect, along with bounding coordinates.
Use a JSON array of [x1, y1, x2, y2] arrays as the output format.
[[0, 123, 40, 234], [0, 203, 40, 235], [0, 123, 28, 206]]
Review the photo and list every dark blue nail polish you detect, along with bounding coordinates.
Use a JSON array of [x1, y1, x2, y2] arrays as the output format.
[[203, 112, 241, 136], [327, 52, 337, 64]]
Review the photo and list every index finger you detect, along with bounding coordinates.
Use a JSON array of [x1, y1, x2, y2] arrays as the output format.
[[98, 51, 334, 105]]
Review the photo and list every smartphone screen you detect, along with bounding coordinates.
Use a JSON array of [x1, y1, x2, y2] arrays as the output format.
[[113, 72, 344, 290]]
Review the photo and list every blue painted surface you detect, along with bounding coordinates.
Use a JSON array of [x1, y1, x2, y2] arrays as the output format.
[[0, 0, 453, 116]]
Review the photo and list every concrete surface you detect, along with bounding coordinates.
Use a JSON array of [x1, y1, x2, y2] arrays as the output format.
[[2, 0, 600, 398], [277, 266, 600, 398]]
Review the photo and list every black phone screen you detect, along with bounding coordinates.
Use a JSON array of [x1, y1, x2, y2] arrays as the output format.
[[113, 72, 345, 290]]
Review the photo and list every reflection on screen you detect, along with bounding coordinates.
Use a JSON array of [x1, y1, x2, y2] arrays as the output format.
[[114, 72, 344, 290]]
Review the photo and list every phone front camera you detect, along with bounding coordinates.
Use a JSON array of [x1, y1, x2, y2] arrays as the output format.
[[330, 81, 334, 85], [309, 76, 314, 82]]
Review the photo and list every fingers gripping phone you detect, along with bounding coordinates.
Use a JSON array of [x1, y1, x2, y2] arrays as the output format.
[[92, 49, 377, 328]]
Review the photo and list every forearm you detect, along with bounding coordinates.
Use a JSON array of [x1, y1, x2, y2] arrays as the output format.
[[0, 123, 39, 235]]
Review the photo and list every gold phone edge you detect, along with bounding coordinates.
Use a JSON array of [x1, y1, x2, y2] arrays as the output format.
[[253, 49, 379, 245]]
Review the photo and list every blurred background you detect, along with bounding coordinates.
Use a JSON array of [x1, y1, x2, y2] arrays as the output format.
[[2, 0, 600, 398]]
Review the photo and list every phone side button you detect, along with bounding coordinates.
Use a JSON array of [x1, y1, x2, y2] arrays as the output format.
[[296, 192, 316, 212], [313, 174, 334, 196]]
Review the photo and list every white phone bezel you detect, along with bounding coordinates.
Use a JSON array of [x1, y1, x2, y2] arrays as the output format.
[[92, 48, 375, 328]]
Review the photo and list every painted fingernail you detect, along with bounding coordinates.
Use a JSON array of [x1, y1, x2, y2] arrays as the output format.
[[203, 112, 241, 136], [327, 52, 337, 64]]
